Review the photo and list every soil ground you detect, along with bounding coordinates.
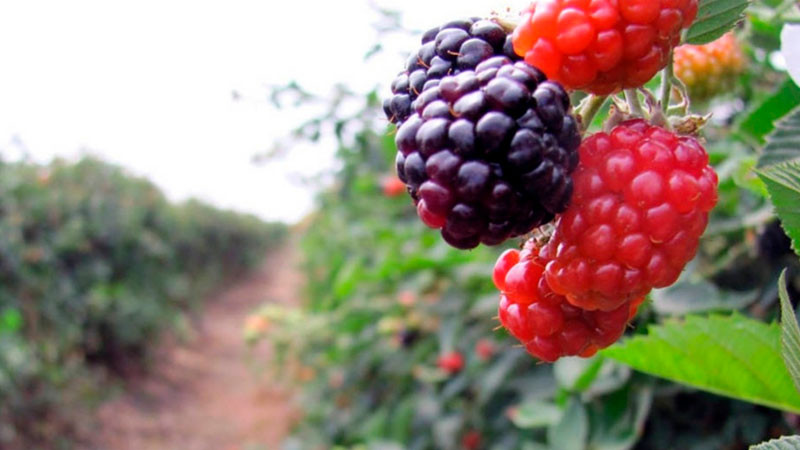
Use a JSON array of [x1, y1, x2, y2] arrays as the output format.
[[85, 243, 302, 450]]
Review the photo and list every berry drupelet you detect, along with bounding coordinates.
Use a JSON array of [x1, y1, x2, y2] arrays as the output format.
[[385, 18, 517, 125]]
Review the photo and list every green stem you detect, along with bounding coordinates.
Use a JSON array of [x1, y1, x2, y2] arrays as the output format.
[[671, 75, 691, 115], [660, 50, 674, 112], [578, 95, 609, 133], [624, 89, 645, 118], [774, 0, 799, 20]]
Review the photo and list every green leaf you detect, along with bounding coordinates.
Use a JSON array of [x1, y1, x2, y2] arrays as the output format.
[[685, 0, 750, 45], [603, 314, 800, 413], [750, 436, 800, 449], [779, 270, 800, 395], [756, 106, 800, 168], [587, 386, 653, 450], [477, 351, 522, 403], [511, 400, 563, 429], [757, 167, 800, 257], [756, 108, 800, 256], [740, 79, 800, 143], [554, 356, 605, 392], [0, 308, 22, 334], [548, 397, 588, 450]]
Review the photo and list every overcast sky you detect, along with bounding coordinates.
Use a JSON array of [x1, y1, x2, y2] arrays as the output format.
[[0, 0, 527, 223]]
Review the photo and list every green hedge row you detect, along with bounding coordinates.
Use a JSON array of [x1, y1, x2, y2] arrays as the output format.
[[0, 156, 286, 447]]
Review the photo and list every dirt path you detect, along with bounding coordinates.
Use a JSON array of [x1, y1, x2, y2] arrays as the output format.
[[86, 243, 302, 450]]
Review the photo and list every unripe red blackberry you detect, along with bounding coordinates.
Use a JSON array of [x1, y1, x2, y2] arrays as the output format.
[[511, 0, 699, 94], [494, 245, 643, 362], [391, 51, 581, 248], [540, 119, 718, 311]]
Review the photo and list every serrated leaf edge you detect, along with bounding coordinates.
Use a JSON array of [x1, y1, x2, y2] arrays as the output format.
[[605, 314, 800, 414]]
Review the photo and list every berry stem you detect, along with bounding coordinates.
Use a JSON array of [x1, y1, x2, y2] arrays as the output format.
[[670, 75, 692, 115], [624, 89, 645, 118], [491, 15, 520, 34], [577, 95, 609, 133], [660, 50, 674, 112]]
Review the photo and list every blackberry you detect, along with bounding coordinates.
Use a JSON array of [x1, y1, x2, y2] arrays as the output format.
[[385, 18, 517, 125], [757, 220, 793, 264], [393, 55, 580, 249]]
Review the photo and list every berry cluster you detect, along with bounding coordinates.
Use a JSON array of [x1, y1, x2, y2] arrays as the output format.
[[385, 9, 722, 361], [388, 20, 582, 249], [674, 32, 746, 101], [495, 120, 716, 360], [512, 0, 698, 94]]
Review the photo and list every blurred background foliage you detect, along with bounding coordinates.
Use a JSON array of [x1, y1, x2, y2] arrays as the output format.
[[0, 156, 286, 448], [248, 2, 800, 449]]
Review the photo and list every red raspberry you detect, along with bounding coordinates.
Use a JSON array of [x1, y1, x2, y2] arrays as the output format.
[[674, 32, 746, 101], [512, 0, 699, 94], [541, 120, 717, 311], [494, 246, 643, 362], [437, 351, 465, 374]]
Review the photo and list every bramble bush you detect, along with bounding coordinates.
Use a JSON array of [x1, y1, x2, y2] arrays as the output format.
[[0, 156, 286, 448], [249, 1, 800, 449]]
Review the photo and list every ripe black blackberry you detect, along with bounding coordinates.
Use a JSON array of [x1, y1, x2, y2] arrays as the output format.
[[384, 18, 517, 125], [393, 55, 581, 249], [757, 220, 793, 263]]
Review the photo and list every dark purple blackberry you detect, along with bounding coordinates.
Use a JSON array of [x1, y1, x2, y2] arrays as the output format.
[[757, 220, 794, 263], [385, 18, 514, 125], [392, 55, 581, 249]]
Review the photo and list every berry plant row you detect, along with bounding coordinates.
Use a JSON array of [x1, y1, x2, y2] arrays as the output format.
[[255, 0, 800, 447]]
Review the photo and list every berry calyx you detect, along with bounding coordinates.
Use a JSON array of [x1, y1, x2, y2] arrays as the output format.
[[512, 0, 699, 94], [541, 119, 717, 311], [674, 32, 746, 101]]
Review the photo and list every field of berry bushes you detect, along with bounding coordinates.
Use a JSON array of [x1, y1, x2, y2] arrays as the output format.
[[0, 156, 286, 448], [251, 1, 800, 448]]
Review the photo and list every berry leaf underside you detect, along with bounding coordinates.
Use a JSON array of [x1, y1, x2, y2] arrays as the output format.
[[749, 435, 800, 450], [602, 314, 800, 414], [652, 279, 757, 315], [756, 107, 800, 257], [510, 400, 562, 429], [779, 270, 800, 396], [686, 0, 750, 45]]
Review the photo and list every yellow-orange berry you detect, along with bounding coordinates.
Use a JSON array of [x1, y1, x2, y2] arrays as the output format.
[[674, 32, 746, 101]]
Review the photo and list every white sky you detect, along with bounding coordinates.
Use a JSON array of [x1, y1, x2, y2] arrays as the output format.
[[0, 0, 526, 223]]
